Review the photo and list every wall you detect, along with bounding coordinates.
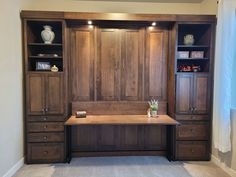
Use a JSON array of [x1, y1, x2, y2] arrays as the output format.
[[0, 0, 24, 176], [21, 0, 217, 14], [0, 0, 217, 176]]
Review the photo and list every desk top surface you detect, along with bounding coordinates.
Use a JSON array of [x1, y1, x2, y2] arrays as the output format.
[[65, 115, 179, 126]]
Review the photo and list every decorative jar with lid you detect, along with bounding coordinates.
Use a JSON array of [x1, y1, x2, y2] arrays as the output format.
[[41, 25, 55, 44]]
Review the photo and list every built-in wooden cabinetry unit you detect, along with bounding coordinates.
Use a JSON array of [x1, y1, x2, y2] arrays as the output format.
[[21, 11, 216, 163], [22, 17, 68, 163]]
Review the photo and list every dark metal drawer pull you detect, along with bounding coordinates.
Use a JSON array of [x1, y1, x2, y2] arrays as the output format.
[[43, 151, 48, 155]]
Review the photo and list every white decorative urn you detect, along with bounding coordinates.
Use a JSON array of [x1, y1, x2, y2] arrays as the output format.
[[41, 25, 55, 44], [184, 34, 194, 45]]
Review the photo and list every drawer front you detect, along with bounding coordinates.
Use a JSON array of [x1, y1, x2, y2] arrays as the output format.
[[175, 115, 208, 121], [176, 123, 208, 140], [27, 143, 64, 163], [28, 133, 64, 143], [176, 141, 209, 160], [28, 122, 64, 132], [28, 116, 65, 122]]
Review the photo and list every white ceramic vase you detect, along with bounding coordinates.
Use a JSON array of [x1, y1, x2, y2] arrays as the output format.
[[184, 34, 194, 45], [41, 25, 55, 44]]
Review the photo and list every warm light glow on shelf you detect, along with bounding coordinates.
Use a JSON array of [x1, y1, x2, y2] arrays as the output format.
[[151, 22, 156, 26], [88, 20, 92, 25]]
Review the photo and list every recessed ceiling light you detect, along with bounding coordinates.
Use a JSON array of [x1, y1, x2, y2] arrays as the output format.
[[152, 22, 156, 26], [88, 20, 92, 25]]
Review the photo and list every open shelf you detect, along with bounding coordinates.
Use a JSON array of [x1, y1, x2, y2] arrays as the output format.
[[176, 23, 212, 73], [26, 20, 63, 72]]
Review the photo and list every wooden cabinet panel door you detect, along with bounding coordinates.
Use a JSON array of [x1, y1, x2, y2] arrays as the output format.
[[120, 126, 142, 150], [193, 74, 209, 114], [45, 73, 64, 115], [70, 27, 94, 101], [98, 125, 119, 150], [144, 125, 166, 150], [97, 29, 121, 101], [121, 29, 144, 101], [27, 74, 45, 115], [145, 28, 168, 101], [176, 74, 193, 114]]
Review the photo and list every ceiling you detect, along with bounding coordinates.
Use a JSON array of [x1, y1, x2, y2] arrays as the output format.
[[76, 0, 204, 3]]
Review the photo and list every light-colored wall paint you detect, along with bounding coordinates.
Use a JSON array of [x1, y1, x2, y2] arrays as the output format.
[[0, 0, 23, 176], [21, 0, 217, 14]]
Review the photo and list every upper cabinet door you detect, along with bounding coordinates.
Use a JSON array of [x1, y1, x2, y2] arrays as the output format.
[[97, 29, 121, 101], [176, 74, 193, 114], [193, 74, 209, 114], [145, 28, 168, 101], [27, 74, 45, 115], [70, 27, 95, 101], [120, 29, 144, 101], [45, 73, 64, 115]]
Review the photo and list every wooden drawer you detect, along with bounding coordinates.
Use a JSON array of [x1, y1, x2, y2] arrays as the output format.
[[28, 116, 65, 122], [176, 123, 208, 140], [176, 141, 209, 160], [28, 122, 64, 132], [28, 133, 64, 143], [175, 115, 208, 121], [27, 143, 64, 163]]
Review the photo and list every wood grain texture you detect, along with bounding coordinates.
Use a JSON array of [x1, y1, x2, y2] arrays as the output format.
[[27, 74, 45, 115], [97, 29, 121, 100], [46, 74, 64, 115], [120, 29, 144, 101], [145, 27, 168, 101], [65, 115, 178, 125], [70, 27, 95, 101], [71, 101, 167, 115], [176, 74, 192, 114], [193, 74, 209, 114]]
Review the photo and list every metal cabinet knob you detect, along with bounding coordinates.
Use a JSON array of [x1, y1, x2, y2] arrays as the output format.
[[43, 136, 47, 140]]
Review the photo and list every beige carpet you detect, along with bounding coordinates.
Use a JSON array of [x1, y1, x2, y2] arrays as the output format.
[[13, 156, 230, 177]]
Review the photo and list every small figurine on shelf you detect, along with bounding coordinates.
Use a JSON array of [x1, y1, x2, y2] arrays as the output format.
[[51, 65, 58, 72], [178, 65, 192, 72], [192, 65, 201, 72], [148, 99, 159, 118]]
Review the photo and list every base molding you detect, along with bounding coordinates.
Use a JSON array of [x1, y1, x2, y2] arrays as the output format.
[[3, 157, 24, 177], [72, 150, 166, 157], [211, 155, 236, 177]]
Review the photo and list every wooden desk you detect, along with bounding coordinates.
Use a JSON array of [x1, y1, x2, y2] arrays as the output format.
[[65, 115, 179, 162], [65, 115, 178, 125]]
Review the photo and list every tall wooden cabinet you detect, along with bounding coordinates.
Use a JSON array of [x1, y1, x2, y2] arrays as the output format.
[[169, 22, 215, 160], [22, 17, 68, 163]]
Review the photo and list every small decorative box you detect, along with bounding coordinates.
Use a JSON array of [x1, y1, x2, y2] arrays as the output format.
[[75, 111, 87, 118], [190, 51, 204, 58], [177, 51, 189, 59]]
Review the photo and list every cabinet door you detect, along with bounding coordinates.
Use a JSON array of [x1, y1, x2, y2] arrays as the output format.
[[27, 74, 45, 115], [193, 74, 209, 114], [70, 27, 95, 101], [144, 28, 168, 101], [176, 74, 193, 114], [97, 29, 121, 101], [45, 73, 64, 115], [120, 29, 144, 101]]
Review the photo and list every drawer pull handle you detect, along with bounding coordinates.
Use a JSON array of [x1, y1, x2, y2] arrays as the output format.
[[43, 117, 47, 121], [43, 136, 47, 140], [43, 151, 48, 155], [44, 125, 47, 129], [191, 149, 195, 153]]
